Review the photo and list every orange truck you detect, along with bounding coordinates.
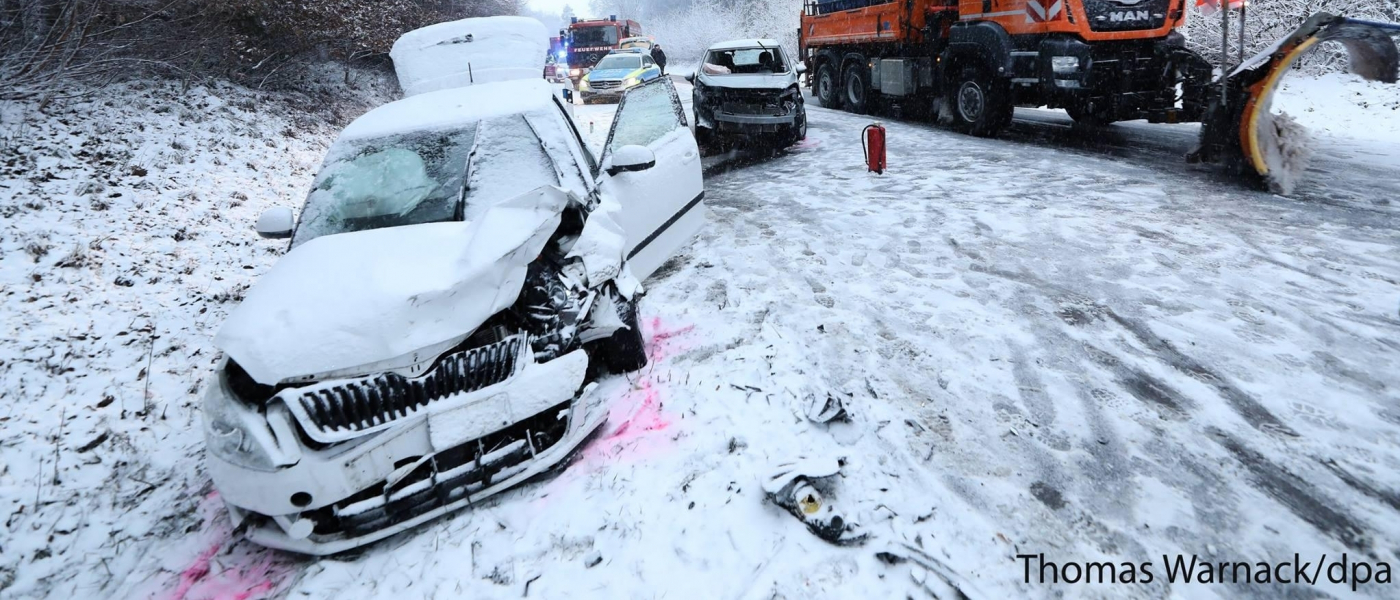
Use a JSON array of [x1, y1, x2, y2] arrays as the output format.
[[798, 0, 1213, 135]]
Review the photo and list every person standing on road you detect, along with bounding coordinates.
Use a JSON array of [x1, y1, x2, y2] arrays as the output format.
[[652, 44, 668, 75]]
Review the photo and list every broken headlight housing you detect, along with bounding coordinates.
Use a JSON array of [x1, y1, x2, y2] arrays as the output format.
[[202, 372, 281, 472]]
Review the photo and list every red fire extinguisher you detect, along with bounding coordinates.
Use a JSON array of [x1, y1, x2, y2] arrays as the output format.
[[863, 122, 886, 174]]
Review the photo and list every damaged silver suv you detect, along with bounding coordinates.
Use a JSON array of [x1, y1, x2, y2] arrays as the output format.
[[202, 75, 704, 555], [690, 39, 808, 152]]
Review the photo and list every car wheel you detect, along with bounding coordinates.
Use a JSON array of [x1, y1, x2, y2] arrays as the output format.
[[947, 66, 1010, 137], [588, 295, 647, 374], [786, 109, 808, 147], [815, 63, 841, 109], [844, 63, 871, 114]]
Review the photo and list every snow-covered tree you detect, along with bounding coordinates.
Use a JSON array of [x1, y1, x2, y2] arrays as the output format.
[[639, 0, 802, 64], [1183, 0, 1396, 74]]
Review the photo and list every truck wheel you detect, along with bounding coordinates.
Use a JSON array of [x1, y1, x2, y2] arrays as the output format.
[[587, 295, 647, 374], [844, 64, 871, 114], [948, 66, 1009, 137], [815, 63, 841, 109], [1066, 103, 1115, 127]]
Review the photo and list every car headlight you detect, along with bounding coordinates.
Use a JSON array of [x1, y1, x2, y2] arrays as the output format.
[[625, 77, 640, 87], [571, 68, 583, 77], [579, 78, 590, 90], [1052, 56, 1080, 74], [202, 377, 281, 471]]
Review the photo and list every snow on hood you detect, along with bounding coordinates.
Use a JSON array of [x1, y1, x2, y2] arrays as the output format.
[[216, 186, 572, 385], [698, 73, 796, 90], [338, 79, 556, 143], [392, 16, 549, 97]]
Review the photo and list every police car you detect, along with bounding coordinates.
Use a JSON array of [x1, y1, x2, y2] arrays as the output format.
[[578, 48, 663, 104]]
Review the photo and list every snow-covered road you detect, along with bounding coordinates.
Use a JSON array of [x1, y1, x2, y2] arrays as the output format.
[[4, 74, 1399, 599]]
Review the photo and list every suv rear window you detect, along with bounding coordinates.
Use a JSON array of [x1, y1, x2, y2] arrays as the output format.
[[703, 48, 788, 74]]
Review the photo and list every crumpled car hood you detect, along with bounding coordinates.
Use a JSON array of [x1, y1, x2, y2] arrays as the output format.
[[698, 73, 796, 90], [216, 186, 571, 385]]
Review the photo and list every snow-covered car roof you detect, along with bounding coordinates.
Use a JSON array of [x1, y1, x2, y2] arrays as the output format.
[[391, 16, 549, 97], [707, 39, 784, 51], [339, 78, 558, 143]]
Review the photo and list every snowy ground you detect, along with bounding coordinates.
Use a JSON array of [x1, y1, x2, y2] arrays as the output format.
[[2, 71, 1399, 599]]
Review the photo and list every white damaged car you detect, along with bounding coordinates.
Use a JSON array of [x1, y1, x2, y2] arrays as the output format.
[[202, 76, 704, 555]]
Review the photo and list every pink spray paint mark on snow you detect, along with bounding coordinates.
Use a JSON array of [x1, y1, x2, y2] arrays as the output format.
[[576, 316, 695, 464], [147, 490, 293, 600]]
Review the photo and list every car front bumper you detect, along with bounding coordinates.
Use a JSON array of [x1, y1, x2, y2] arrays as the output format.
[[206, 349, 606, 555], [580, 82, 634, 98], [715, 113, 800, 126]]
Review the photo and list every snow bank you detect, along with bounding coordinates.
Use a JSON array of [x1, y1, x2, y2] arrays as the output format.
[[216, 186, 572, 385], [1273, 72, 1400, 145], [0, 73, 395, 598], [391, 16, 549, 97]]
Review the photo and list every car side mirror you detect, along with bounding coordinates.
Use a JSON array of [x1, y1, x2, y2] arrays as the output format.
[[605, 145, 656, 176], [796, 64, 808, 74], [256, 207, 295, 239], [685, 73, 695, 83]]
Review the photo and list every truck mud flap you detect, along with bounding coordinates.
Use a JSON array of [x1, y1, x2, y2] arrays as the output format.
[[1195, 12, 1399, 194]]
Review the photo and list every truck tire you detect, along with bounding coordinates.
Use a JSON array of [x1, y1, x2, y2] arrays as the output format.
[[1066, 103, 1116, 127], [815, 63, 841, 109], [947, 66, 1010, 137], [586, 295, 647, 374], [844, 63, 872, 114]]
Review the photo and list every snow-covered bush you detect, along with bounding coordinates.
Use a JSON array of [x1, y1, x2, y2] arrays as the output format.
[[0, 0, 525, 98], [602, 0, 803, 64]]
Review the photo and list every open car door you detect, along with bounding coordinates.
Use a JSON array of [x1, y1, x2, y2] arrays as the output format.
[[597, 78, 705, 280]]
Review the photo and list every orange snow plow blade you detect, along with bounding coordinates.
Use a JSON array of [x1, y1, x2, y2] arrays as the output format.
[[1194, 13, 1399, 194]]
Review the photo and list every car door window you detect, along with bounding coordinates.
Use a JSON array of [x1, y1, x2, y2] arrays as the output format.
[[605, 81, 686, 154], [643, 56, 655, 68]]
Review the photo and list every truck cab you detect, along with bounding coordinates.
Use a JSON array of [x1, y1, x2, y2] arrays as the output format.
[[799, 0, 1212, 133], [565, 16, 644, 87]]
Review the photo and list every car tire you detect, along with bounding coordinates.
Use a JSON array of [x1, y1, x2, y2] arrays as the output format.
[[815, 63, 841, 109], [843, 63, 871, 114], [787, 108, 808, 147], [947, 65, 1010, 137], [588, 295, 647, 374]]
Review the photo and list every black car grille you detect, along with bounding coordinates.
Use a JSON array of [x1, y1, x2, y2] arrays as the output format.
[[591, 80, 624, 90], [299, 400, 573, 540], [715, 89, 793, 116], [1082, 0, 1169, 32], [570, 51, 608, 70], [284, 335, 526, 442]]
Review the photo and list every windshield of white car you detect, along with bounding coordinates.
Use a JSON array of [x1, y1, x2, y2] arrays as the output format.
[[572, 26, 618, 47], [294, 116, 565, 245], [594, 55, 642, 71], [703, 48, 788, 74], [293, 129, 475, 247]]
